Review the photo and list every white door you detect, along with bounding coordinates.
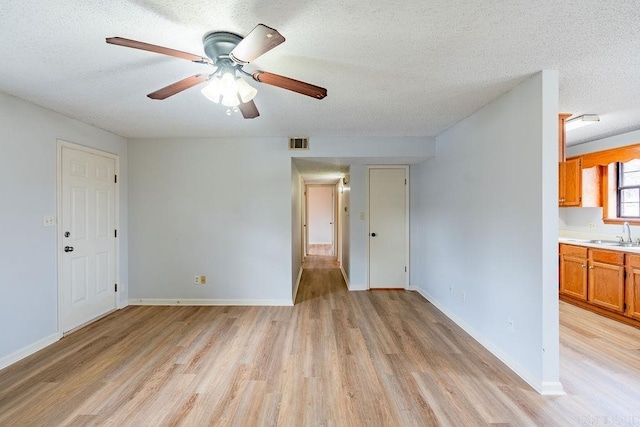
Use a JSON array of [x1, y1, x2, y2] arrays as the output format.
[[369, 167, 407, 289], [60, 145, 117, 333], [307, 185, 335, 251]]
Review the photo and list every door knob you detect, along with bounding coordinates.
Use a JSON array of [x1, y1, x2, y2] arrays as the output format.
[[371, 232, 377, 237], [64, 246, 74, 252]]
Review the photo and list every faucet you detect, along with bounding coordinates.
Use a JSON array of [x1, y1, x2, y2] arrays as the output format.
[[623, 221, 632, 243]]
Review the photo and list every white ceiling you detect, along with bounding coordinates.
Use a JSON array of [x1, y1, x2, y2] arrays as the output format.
[[1, 0, 640, 147]]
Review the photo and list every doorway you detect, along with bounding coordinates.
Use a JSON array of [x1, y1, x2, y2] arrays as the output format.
[[368, 166, 409, 289], [306, 184, 336, 257], [57, 141, 119, 334]]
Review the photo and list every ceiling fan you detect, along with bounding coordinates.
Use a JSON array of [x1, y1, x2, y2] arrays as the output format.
[[106, 24, 327, 119]]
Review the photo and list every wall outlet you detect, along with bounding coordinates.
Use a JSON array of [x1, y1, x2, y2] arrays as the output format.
[[43, 215, 55, 227], [193, 276, 201, 285], [359, 212, 365, 220], [462, 291, 466, 301], [200, 275, 207, 284], [507, 316, 515, 332], [588, 221, 596, 229], [449, 284, 453, 293]]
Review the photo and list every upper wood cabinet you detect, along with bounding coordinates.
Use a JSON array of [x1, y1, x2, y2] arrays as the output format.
[[559, 113, 571, 162], [557, 114, 601, 208], [559, 158, 582, 206], [558, 159, 601, 207]]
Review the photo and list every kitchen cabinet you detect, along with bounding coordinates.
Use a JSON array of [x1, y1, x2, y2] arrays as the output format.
[[588, 249, 625, 313], [559, 244, 588, 300], [559, 243, 640, 329], [558, 158, 582, 207], [626, 255, 640, 321], [558, 158, 601, 208]]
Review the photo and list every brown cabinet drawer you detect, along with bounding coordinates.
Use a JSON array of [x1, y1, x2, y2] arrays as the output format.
[[560, 244, 588, 258], [627, 254, 640, 269], [590, 249, 624, 265]]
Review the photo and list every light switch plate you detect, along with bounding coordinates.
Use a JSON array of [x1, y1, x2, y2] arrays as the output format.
[[43, 216, 55, 227]]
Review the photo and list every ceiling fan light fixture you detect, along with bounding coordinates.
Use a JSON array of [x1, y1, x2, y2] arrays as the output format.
[[201, 71, 257, 108], [565, 114, 600, 131]]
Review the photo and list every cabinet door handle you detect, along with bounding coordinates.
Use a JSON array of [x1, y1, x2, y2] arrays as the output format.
[[588, 265, 594, 270], [581, 264, 586, 268]]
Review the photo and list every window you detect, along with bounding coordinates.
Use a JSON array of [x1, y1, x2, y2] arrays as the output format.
[[617, 159, 640, 218]]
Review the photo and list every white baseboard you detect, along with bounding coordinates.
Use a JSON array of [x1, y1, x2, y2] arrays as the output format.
[[129, 298, 294, 307], [541, 381, 566, 396], [340, 266, 350, 288], [293, 266, 304, 303], [348, 283, 368, 291], [0, 332, 61, 371], [413, 286, 563, 396]]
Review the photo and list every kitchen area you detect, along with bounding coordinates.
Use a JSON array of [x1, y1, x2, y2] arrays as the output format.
[[558, 114, 640, 329]]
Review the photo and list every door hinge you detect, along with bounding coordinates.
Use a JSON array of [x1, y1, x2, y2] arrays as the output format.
[[405, 266, 407, 272], [405, 179, 407, 185], [114, 229, 117, 238], [115, 283, 118, 292], [114, 175, 118, 183]]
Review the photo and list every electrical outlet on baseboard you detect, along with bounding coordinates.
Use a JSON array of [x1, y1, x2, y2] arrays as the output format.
[[588, 221, 596, 229], [194, 276, 201, 285]]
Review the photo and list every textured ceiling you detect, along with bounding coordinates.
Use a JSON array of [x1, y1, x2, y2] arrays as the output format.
[[1, 0, 640, 146]]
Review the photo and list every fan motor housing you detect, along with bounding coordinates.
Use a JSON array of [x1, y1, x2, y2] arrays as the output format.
[[203, 31, 243, 62]]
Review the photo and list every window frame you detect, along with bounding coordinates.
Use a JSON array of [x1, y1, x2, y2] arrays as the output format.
[[617, 160, 640, 219]]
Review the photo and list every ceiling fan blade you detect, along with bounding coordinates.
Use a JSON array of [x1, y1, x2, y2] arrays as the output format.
[[252, 71, 327, 99], [106, 37, 212, 64], [239, 100, 260, 119], [229, 24, 285, 64], [147, 73, 211, 100]]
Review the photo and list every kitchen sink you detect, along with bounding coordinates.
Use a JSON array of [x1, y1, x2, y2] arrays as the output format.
[[589, 239, 623, 245], [565, 238, 640, 247]]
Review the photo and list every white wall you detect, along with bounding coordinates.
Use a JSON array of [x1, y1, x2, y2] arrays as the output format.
[[127, 137, 434, 304], [128, 138, 292, 304], [0, 92, 128, 365], [410, 71, 561, 394], [560, 129, 640, 239], [348, 165, 368, 290]]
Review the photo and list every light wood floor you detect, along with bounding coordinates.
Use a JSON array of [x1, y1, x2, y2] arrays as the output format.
[[1, 257, 640, 426], [306, 244, 334, 257]]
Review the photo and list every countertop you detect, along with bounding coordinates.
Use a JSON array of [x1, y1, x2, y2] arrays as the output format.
[[559, 236, 640, 254]]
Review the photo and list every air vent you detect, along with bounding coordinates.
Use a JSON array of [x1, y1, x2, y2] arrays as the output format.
[[289, 137, 309, 150]]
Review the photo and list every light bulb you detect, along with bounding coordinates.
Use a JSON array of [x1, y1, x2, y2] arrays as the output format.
[[220, 72, 241, 107], [236, 77, 258, 103], [200, 76, 223, 103]]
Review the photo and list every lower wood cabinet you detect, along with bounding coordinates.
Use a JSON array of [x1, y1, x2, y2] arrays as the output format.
[[626, 255, 640, 321], [559, 243, 640, 328], [559, 244, 587, 300], [588, 249, 625, 313]]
